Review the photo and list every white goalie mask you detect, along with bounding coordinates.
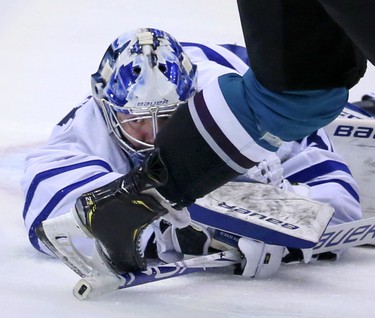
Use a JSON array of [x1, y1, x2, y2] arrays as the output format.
[[91, 28, 197, 159]]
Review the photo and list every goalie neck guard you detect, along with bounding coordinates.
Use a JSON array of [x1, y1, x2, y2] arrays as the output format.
[[91, 28, 197, 160]]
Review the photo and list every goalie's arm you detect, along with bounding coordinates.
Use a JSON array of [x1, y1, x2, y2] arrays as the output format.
[[21, 150, 126, 254], [37, 150, 189, 274]]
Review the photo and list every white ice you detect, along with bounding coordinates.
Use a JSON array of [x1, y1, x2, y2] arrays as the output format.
[[1, 1, 375, 317]]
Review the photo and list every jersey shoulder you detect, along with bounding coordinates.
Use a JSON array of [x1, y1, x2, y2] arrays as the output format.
[[182, 42, 249, 75]]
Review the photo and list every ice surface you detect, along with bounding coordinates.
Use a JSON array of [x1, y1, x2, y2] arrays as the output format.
[[1, 1, 375, 317]]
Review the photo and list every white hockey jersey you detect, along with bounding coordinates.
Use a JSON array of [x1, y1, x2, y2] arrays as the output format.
[[21, 42, 362, 254]]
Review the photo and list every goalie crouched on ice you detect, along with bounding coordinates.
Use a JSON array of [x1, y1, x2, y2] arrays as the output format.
[[22, 28, 362, 279]]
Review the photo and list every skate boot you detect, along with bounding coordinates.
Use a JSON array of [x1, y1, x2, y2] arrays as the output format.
[[74, 149, 170, 274]]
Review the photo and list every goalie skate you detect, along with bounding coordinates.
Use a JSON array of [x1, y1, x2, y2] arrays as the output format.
[[36, 149, 171, 283], [36, 212, 126, 298], [36, 209, 242, 300]]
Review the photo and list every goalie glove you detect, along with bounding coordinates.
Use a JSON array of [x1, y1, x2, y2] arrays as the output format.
[[209, 229, 284, 278], [245, 154, 284, 186], [236, 238, 285, 279], [73, 149, 188, 274]]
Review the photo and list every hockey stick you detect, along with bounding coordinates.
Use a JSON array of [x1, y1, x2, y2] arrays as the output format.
[[73, 249, 242, 300], [312, 216, 375, 254], [74, 217, 375, 299], [36, 213, 242, 300]]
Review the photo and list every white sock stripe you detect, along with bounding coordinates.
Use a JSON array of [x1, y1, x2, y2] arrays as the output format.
[[188, 95, 248, 174], [202, 79, 272, 162]]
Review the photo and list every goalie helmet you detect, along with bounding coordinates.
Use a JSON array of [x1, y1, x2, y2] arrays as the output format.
[[91, 28, 197, 160]]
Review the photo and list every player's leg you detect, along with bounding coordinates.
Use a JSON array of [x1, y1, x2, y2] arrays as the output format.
[[156, 71, 347, 207], [318, 0, 375, 65], [236, 0, 367, 91], [155, 0, 364, 207]]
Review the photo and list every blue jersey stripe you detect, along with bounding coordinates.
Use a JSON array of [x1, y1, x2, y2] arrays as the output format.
[[307, 179, 360, 203], [28, 172, 108, 252], [304, 131, 331, 150], [219, 44, 250, 66], [287, 160, 352, 184], [181, 42, 237, 70], [23, 160, 113, 219]]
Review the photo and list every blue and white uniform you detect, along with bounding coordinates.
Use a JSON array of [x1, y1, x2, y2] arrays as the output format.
[[21, 42, 362, 254]]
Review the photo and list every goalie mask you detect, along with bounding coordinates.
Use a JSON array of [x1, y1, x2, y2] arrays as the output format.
[[91, 28, 197, 159]]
